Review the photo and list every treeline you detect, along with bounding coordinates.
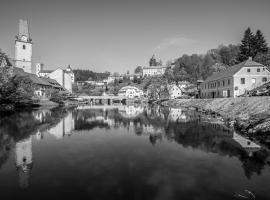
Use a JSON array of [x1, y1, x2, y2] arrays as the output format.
[[73, 69, 110, 81], [168, 28, 269, 83]]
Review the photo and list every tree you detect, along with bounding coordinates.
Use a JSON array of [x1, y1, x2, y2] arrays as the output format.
[[134, 66, 143, 74], [238, 28, 256, 62], [254, 30, 268, 56], [254, 51, 270, 68]]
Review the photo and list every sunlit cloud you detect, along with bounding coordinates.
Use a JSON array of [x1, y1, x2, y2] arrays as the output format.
[[154, 35, 197, 52]]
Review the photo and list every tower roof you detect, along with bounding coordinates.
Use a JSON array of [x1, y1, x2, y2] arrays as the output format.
[[19, 19, 29, 37]]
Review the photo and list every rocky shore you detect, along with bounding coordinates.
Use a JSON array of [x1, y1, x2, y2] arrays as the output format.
[[163, 97, 270, 139]]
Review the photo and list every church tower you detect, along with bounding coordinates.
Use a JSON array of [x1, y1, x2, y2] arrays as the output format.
[[14, 19, 32, 73]]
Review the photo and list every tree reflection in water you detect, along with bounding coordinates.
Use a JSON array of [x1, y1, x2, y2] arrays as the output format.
[[0, 105, 269, 191]]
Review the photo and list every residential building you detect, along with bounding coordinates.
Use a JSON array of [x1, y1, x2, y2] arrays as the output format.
[[36, 64, 74, 93], [0, 52, 64, 97], [118, 86, 144, 98], [14, 19, 32, 74], [168, 84, 182, 99], [200, 58, 270, 98]]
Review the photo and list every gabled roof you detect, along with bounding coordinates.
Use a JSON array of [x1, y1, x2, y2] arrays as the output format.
[[204, 58, 264, 82]]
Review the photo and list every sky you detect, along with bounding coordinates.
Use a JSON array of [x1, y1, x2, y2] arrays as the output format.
[[0, 0, 270, 73]]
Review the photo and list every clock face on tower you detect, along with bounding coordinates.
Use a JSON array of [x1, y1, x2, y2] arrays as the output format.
[[21, 36, 28, 42]]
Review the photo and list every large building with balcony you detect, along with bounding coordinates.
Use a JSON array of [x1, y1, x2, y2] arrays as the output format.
[[200, 57, 270, 98], [142, 55, 167, 77]]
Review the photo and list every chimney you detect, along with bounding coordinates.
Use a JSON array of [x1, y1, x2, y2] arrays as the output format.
[[248, 57, 252, 61]]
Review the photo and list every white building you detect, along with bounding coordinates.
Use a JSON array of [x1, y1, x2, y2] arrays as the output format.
[[142, 55, 167, 77], [14, 19, 32, 74], [36, 64, 74, 93], [168, 84, 182, 99], [118, 86, 144, 98], [142, 66, 167, 77]]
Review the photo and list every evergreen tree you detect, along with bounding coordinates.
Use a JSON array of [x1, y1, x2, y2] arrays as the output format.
[[238, 28, 255, 62], [254, 29, 268, 56]]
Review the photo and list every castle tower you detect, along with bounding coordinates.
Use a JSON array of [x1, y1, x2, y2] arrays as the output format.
[[14, 19, 33, 73]]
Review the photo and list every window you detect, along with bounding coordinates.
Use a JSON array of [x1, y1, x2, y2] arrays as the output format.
[[223, 80, 225, 86], [241, 78, 245, 84], [257, 68, 260, 72], [252, 78, 256, 84], [23, 45, 26, 49], [228, 79, 230, 85], [262, 77, 267, 82], [247, 68, 250, 72]]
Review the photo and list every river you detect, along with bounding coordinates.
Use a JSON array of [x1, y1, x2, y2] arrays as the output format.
[[0, 104, 270, 200]]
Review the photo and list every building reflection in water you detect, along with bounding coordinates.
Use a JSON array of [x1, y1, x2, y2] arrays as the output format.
[[14, 105, 267, 187], [47, 112, 74, 139], [15, 136, 33, 189], [233, 132, 261, 156]]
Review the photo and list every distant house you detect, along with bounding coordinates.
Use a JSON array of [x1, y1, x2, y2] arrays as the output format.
[[200, 57, 270, 98], [168, 84, 182, 99], [118, 86, 144, 98], [36, 63, 74, 93]]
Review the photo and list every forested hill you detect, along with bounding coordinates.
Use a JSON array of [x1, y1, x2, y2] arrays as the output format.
[[171, 44, 240, 83], [170, 28, 270, 83], [73, 69, 110, 81]]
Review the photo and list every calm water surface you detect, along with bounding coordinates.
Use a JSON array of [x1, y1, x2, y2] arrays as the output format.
[[0, 105, 270, 200]]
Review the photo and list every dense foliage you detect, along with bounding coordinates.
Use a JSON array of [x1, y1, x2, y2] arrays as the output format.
[[73, 69, 110, 81], [0, 65, 35, 107], [170, 44, 239, 83]]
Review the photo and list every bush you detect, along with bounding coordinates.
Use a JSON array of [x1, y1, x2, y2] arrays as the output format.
[[49, 90, 67, 104]]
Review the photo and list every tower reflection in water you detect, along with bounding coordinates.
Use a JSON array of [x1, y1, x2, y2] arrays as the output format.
[[13, 106, 264, 189], [15, 137, 33, 189]]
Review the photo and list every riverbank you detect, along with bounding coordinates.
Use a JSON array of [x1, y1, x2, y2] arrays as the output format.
[[163, 97, 270, 136]]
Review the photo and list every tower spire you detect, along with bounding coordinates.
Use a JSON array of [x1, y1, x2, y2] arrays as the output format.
[[19, 19, 29, 38]]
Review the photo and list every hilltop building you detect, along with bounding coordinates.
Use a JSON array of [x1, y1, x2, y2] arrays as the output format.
[[200, 58, 270, 98], [36, 63, 74, 92], [143, 55, 167, 77], [14, 20, 33, 73]]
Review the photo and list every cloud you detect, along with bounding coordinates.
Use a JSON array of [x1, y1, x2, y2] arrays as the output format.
[[154, 35, 197, 52]]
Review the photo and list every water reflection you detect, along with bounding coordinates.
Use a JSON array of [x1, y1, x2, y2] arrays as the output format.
[[0, 105, 269, 199], [15, 137, 33, 188]]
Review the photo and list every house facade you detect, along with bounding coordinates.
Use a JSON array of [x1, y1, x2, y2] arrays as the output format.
[[168, 84, 182, 99], [200, 58, 270, 98], [142, 66, 167, 77], [118, 86, 144, 98], [36, 64, 74, 93]]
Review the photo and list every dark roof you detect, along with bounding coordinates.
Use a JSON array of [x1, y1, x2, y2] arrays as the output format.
[[13, 67, 25, 76], [40, 70, 53, 73], [205, 59, 264, 82], [24, 72, 52, 86], [40, 77, 63, 88]]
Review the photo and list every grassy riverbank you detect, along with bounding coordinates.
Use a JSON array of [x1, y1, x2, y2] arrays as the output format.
[[163, 97, 270, 135]]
